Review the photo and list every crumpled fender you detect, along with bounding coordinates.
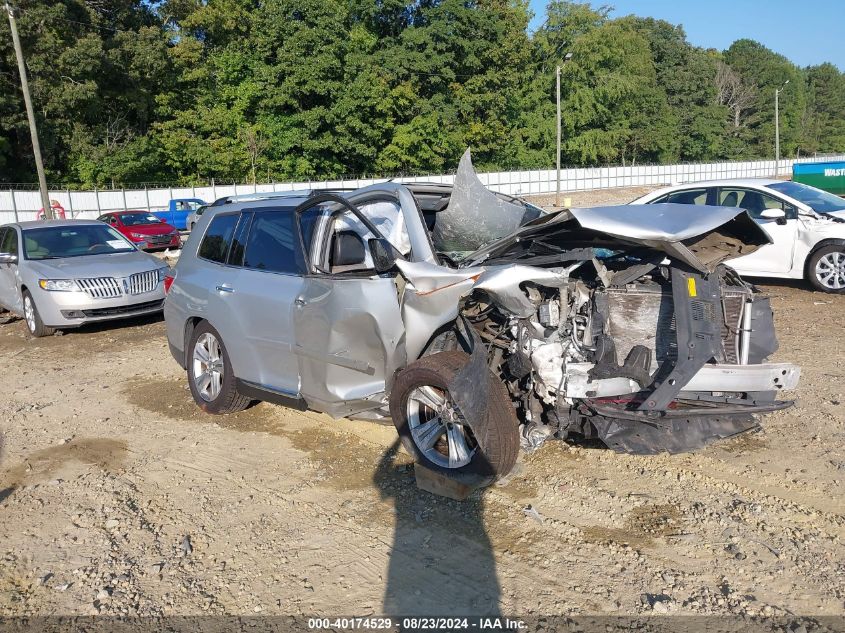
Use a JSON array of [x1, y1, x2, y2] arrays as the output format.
[[396, 260, 578, 359]]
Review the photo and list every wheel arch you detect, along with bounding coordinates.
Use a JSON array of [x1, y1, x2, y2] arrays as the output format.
[[182, 316, 205, 368], [805, 238, 845, 274]]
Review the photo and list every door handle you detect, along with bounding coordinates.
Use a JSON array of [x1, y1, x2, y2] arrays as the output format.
[[216, 285, 234, 294], [294, 297, 307, 306]]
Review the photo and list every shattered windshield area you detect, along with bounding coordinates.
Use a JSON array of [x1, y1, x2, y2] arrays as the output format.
[[431, 149, 543, 259]]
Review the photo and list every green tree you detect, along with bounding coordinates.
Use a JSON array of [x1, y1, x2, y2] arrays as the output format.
[[723, 39, 807, 159]]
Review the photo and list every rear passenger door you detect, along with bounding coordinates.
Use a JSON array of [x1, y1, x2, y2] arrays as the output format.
[[228, 208, 305, 396]]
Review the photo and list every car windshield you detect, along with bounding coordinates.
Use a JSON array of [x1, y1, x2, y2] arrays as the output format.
[[23, 225, 136, 260], [766, 181, 845, 213], [119, 213, 162, 226]]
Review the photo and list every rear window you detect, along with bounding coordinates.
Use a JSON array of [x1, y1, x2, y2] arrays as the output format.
[[243, 210, 302, 274], [198, 214, 239, 263]]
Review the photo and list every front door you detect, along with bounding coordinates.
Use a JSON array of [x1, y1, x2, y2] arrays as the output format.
[[0, 227, 22, 314], [715, 187, 799, 274], [292, 196, 406, 417]]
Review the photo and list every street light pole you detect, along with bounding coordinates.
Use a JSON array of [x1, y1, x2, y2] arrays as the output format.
[[555, 65, 561, 208], [774, 79, 789, 177], [555, 52, 573, 208], [5, 1, 51, 218]]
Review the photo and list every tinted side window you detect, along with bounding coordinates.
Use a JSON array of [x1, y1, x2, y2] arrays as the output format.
[[243, 211, 302, 274], [198, 213, 239, 263]]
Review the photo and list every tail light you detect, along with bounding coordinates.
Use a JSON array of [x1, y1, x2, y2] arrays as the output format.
[[163, 270, 176, 294]]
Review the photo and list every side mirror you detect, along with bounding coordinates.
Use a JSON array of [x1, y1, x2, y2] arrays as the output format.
[[0, 252, 18, 264], [369, 238, 397, 273], [759, 208, 786, 222], [136, 241, 148, 251]]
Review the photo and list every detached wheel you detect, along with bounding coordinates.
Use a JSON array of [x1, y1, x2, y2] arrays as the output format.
[[808, 245, 845, 293], [389, 351, 519, 482], [22, 290, 54, 337], [187, 321, 250, 414]]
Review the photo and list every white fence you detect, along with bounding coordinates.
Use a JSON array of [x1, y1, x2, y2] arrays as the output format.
[[2, 155, 843, 224]]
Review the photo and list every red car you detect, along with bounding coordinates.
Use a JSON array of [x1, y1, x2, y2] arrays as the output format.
[[96, 211, 182, 250]]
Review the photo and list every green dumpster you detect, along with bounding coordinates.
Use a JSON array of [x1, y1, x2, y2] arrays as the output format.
[[793, 161, 845, 196]]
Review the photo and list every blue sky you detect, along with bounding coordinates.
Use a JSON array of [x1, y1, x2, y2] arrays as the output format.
[[528, 0, 844, 70]]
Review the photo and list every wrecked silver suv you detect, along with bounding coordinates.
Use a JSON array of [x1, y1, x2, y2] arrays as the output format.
[[164, 151, 800, 483]]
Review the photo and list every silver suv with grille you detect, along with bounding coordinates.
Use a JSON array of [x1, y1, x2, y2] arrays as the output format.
[[163, 151, 800, 485], [0, 220, 168, 337]]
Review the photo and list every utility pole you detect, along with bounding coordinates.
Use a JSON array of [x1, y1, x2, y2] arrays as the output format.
[[555, 65, 561, 208], [5, 1, 51, 218], [555, 52, 573, 208], [775, 79, 789, 176]]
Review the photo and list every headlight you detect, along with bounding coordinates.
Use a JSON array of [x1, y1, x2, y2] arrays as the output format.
[[130, 232, 146, 239], [38, 279, 81, 292], [156, 267, 169, 282]]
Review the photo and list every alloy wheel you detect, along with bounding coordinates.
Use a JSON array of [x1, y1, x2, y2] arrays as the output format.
[[23, 296, 36, 334], [815, 251, 845, 290], [192, 332, 225, 402], [406, 385, 477, 469]]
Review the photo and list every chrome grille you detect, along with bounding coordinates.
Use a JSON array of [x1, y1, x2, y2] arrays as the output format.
[[127, 270, 159, 295], [77, 277, 122, 299]]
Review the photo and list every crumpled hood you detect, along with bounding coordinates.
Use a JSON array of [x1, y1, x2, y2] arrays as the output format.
[[465, 203, 771, 273], [26, 251, 164, 279]]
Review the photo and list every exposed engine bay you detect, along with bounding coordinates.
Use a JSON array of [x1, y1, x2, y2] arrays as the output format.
[[455, 259, 797, 454]]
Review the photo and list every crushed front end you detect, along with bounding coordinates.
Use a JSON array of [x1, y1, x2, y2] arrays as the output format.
[[450, 207, 800, 455]]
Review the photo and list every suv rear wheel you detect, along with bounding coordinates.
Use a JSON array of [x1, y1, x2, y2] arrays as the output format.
[[389, 351, 519, 483], [187, 321, 250, 414], [808, 245, 845, 293]]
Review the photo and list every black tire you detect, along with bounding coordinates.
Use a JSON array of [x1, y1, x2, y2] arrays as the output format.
[[389, 351, 519, 483], [22, 290, 55, 337], [186, 321, 250, 414], [807, 245, 845, 293]]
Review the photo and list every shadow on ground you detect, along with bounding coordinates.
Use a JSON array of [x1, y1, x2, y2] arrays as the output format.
[[373, 441, 501, 617]]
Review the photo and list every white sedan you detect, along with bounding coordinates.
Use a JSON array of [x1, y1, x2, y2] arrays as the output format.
[[631, 179, 845, 293]]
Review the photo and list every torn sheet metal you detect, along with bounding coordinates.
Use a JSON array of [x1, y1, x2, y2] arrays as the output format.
[[472, 265, 572, 317], [568, 204, 771, 272], [432, 148, 542, 253], [396, 260, 482, 360]]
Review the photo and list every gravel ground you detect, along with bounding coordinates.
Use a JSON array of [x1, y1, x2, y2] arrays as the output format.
[[0, 190, 843, 619]]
